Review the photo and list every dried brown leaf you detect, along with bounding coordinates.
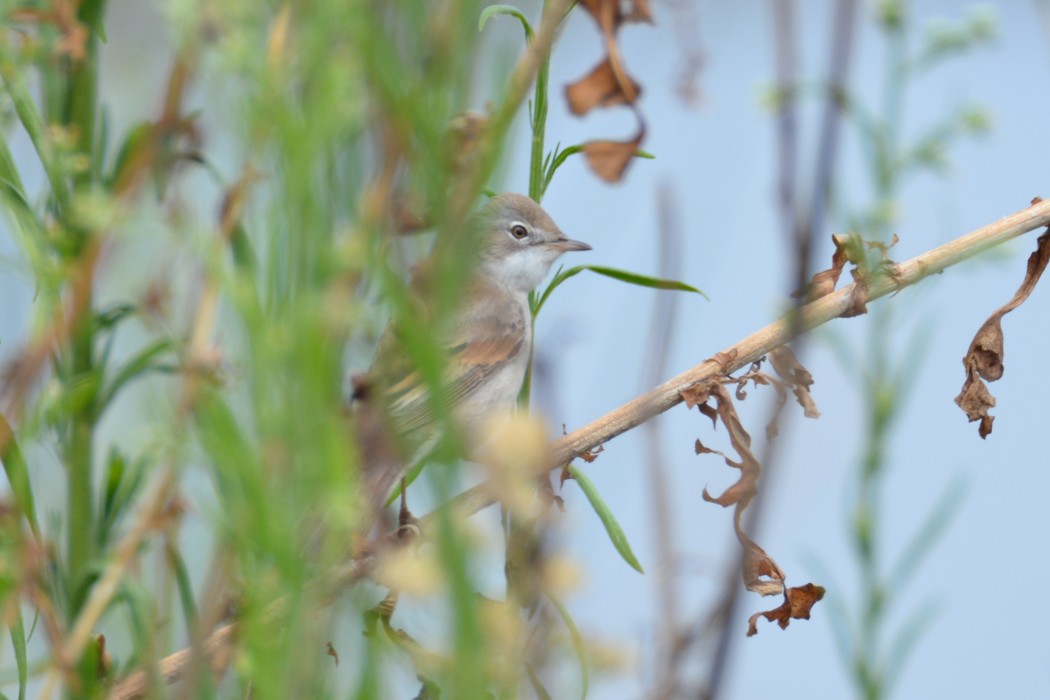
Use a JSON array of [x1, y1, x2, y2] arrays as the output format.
[[768, 346, 820, 419], [680, 381, 713, 410], [842, 268, 870, 317], [746, 583, 826, 637], [581, 128, 645, 183], [795, 234, 850, 301], [736, 517, 785, 597], [693, 384, 759, 509], [565, 57, 642, 116], [956, 230, 1050, 437], [578, 0, 623, 32], [691, 377, 825, 636], [627, 0, 654, 22]]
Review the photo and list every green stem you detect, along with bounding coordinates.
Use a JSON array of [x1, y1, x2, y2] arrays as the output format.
[[63, 0, 107, 616], [66, 315, 96, 614], [527, 5, 549, 203], [520, 0, 554, 408]]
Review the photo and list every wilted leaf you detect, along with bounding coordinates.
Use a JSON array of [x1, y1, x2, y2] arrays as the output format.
[[568, 0, 650, 184], [689, 383, 759, 510], [577, 0, 623, 32], [627, 0, 654, 22], [768, 345, 820, 418], [689, 378, 824, 636], [795, 233, 851, 301], [581, 128, 645, 183], [738, 523, 785, 596], [565, 57, 641, 116], [955, 230, 1050, 438], [747, 583, 826, 637], [843, 268, 870, 317]]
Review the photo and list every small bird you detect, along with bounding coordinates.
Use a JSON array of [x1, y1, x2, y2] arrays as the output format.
[[354, 193, 591, 510]]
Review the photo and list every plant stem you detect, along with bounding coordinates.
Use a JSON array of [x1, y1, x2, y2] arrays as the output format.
[[527, 0, 550, 204], [62, 0, 108, 617]]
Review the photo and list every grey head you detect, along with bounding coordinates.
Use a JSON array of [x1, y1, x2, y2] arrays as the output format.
[[475, 193, 591, 293]]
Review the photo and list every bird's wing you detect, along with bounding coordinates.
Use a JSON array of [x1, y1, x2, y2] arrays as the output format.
[[383, 302, 526, 433]]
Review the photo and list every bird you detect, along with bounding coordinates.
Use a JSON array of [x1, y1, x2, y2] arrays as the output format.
[[352, 193, 591, 513]]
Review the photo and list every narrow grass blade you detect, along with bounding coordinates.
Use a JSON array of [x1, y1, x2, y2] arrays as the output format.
[[549, 591, 589, 700], [10, 610, 27, 700], [478, 5, 533, 38], [0, 415, 40, 536], [567, 464, 643, 574]]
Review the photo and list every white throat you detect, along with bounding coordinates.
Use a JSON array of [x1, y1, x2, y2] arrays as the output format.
[[482, 247, 556, 293]]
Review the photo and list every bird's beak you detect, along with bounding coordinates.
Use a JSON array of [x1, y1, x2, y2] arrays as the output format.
[[549, 237, 592, 252]]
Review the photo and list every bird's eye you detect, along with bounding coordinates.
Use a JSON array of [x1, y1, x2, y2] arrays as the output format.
[[510, 224, 529, 240]]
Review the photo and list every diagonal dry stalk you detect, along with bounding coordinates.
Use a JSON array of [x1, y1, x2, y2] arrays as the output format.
[[444, 196, 1050, 519], [110, 197, 1050, 699]]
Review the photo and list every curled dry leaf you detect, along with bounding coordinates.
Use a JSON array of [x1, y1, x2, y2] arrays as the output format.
[[627, 0, 654, 22], [568, 0, 649, 184], [687, 376, 824, 635], [581, 126, 646, 184], [687, 382, 759, 510], [956, 230, 1050, 438], [578, 0, 623, 32], [795, 235, 849, 302], [736, 512, 785, 597], [768, 345, 820, 419], [842, 268, 870, 317], [565, 57, 642, 116], [746, 583, 826, 637], [795, 231, 895, 305]]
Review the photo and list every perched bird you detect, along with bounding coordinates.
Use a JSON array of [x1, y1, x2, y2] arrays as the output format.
[[353, 193, 590, 510]]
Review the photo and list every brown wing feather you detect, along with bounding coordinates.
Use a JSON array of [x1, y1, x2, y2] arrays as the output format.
[[370, 279, 527, 434]]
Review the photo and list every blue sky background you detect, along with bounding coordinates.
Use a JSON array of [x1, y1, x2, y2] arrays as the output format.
[[2, 1, 1049, 698]]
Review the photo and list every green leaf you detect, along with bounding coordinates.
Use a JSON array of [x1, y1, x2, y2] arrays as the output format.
[[549, 592, 589, 700], [0, 414, 40, 537], [888, 475, 966, 592], [96, 338, 174, 416], [478, 5, 533, 39], [97, 449, 148, 547], [229, 222, 258, 272], [94, 303, 137, 331], [10, 609, 27, 700], [883, 599, 943, 696], [567, 463, 644, 574], [107, 121, 153, 189], [0, 59, 70, 211], [0, 135, 26, 196], [584, 266, 707, 296], [534, 265, 707, 317], [541, 144, 582, 197], [167, 543, 199, 632]]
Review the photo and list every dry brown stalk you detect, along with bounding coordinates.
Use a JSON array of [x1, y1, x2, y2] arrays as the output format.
[[107, 197, 1050, 698]]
